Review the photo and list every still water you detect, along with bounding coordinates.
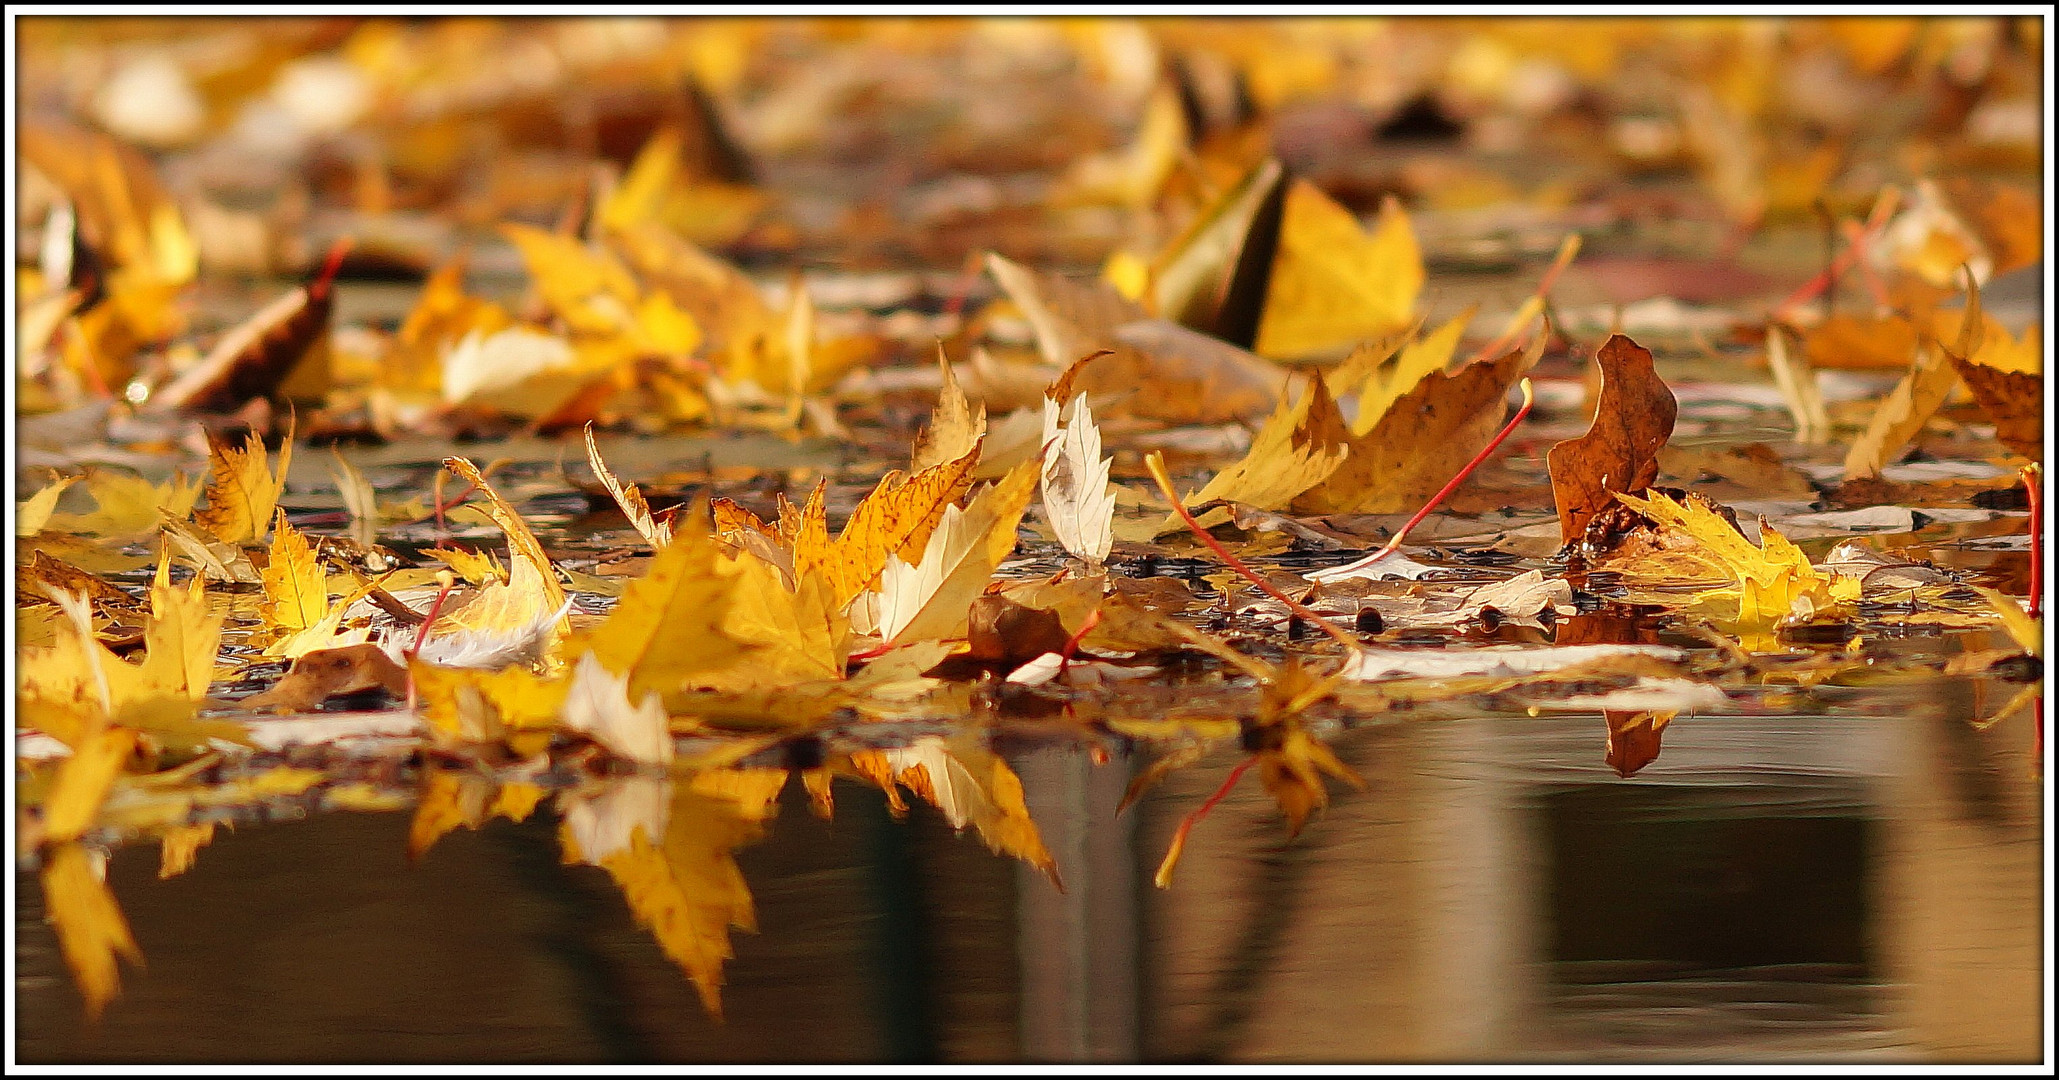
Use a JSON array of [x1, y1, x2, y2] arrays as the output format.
[[16, 695, 2043, 1064]]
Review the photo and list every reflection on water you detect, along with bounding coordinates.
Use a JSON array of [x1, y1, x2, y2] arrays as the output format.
[[16, 690, 2043, 1064]]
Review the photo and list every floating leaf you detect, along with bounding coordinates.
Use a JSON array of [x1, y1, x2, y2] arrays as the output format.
[[1546, 334, 1679, 544]]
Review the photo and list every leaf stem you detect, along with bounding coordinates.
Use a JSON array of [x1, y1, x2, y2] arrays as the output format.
[[1316, 377, 1536, 580], [1143, 453, 1359, 651], [2025, 463, 2042, 619], [1153, 754, 1254, 889]]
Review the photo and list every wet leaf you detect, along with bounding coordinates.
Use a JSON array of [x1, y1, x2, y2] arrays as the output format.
[[1546, 334, 1678, 544]]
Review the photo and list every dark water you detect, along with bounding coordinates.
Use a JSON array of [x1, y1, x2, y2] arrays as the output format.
[[16, 693, 2043, 1064]]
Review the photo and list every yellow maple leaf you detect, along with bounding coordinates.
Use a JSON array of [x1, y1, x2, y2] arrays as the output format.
[[571, 519, 745, 704], [794, 439, 984, 609], [41, 843, 144, 1021], [137, 550, 225, 702], [871, 458, 1040, 644], [192, 428, 292, 546], [1254, 183, 1422, 360], [258, 509, 328, 634], [1615, 490, 1859, 628], [44, 468, 203, 543], [381, 260, 512, 397], [707, 552, 850, 689]]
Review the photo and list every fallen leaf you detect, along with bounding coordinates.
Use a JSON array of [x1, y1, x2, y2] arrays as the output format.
[[16, 474, 80, 536], [911, 347, 987, 474], [1038, 390, 1115, 564], [1546, 334, 1678, 544], [560, 651, 673, 766], [258, 510, 329, 635], [1163, 375, 1350, 531], [794, 439, 982, 609], [1947, 337, 2041, 460], [239, 643, 408, 712], [873, 459, 1039, 644], [584, 425, 673, 550], [1842, 341, 1958, 481], [1295, 337, 1538, 515], [573, 519, 743, 703], [1253, 184, 1422, 361], [192, 427, 292, 547]]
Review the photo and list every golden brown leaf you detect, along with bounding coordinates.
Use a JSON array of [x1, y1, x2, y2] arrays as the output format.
[[1545, 335, 1679, 544], [192, 428, 292, 547], [1296, 338, 1538, 516]]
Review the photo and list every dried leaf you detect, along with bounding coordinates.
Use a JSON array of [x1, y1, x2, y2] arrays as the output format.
[[585, 425, 673, 550], [796, 439, 983, 609], [1546, 334, 1678, 543], [1841, 343, 1958, 481], [911, 347, 987, 474], [1038, 392, 1115, 564], [1296, 338, 1538, 515], [1163, 375, 1349, 532]]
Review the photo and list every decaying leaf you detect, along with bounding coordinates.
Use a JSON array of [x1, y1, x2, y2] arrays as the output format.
[[1546, 334, 1678, 544]]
